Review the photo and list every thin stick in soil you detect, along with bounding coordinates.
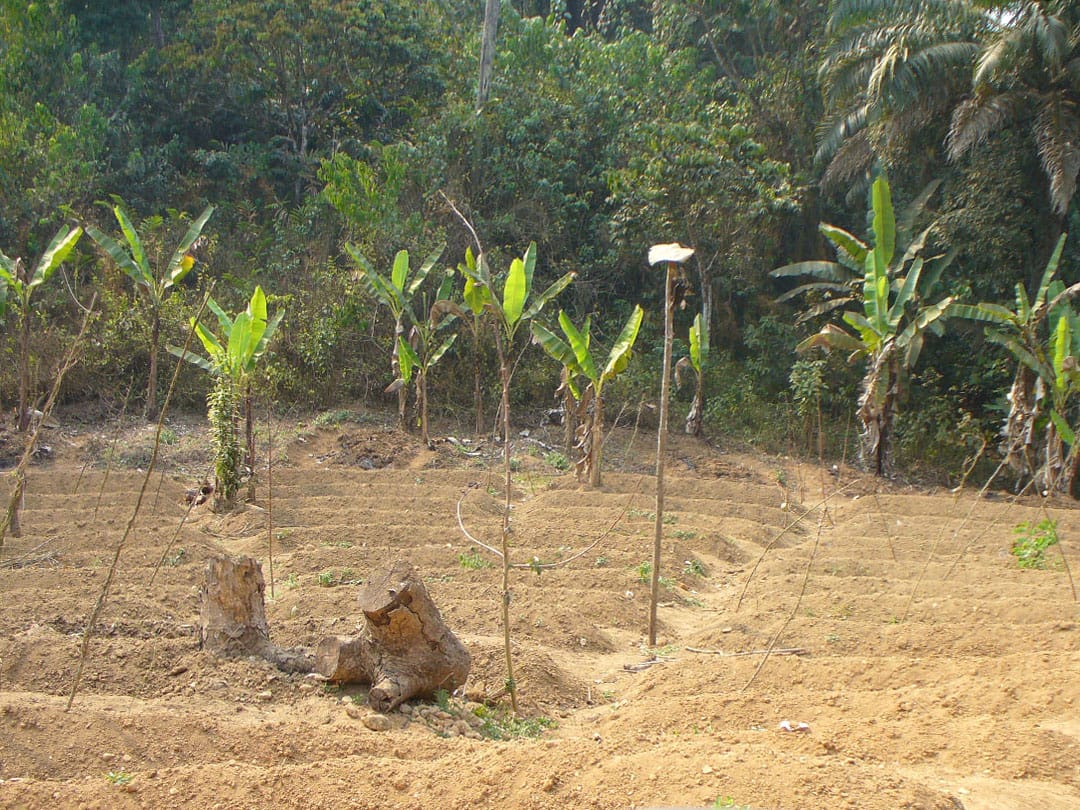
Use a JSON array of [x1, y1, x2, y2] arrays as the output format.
[[734, 478, 859, 613], [74, 380, 133, 496], [92, 382, 136, 521], [1, 298, 97, 550], [67, 290, 210, 711], [266, 402, 275, 599], [901, 456, 1009, 622], [741, 505, 826, 692]]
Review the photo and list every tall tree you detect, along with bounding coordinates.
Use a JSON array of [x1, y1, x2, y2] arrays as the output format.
[[477, 0, 500, 109]]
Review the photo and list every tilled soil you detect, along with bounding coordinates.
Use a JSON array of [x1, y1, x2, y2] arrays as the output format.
[[0, 418, 1078, 810]]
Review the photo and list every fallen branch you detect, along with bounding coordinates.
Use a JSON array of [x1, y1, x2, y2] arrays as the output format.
[[685, 647, 808, 657], [623, 658, 668, 672]]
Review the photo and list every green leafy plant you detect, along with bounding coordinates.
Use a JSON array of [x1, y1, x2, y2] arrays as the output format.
[[532, 304, 644, 486], [951, 234, 1078, 494], [675, 311, 710, 436], [0, 224, 83, 431], [169, 286, 283, 506], [544, 451, 570, 471], [349, 246, 448, 440], [105, 771, 133, 786], [87, 204, 213, 418], [471, 703, 555, 740], [458, 548, 493, 570], [774, 174, 958, 475], [317, 571, 336, 587], [1012, 519, 1060, 570], [683, 558, 706, 576]]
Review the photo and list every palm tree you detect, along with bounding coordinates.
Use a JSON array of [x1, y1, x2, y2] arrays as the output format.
[[948, 1, 1080, 217], [817, 0, 981, 189], [819, 1, 1079, 218]]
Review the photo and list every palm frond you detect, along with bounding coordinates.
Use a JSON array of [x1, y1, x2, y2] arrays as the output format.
[[1034, 91, 1080, 216], [947, 89, 1025, 159], [820, 132, 875, 191], [816, 105, 873, 166]]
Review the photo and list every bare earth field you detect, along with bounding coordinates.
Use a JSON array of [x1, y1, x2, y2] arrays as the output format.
[[1, 414, 1078, 810]]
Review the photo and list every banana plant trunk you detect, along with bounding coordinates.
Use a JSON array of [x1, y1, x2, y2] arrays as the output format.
[[857, 345, 899, 477], [146, 313, 161, 419], [393, 318, 408, 431], [473, 336, 484, 435], [244, 381, 256, 502], [17, 303, 31, 433], [418, 369, 430, 446], [1000, 366, 1039, 482], [685, 374, 704, 437], [588, 390, 604, 488]]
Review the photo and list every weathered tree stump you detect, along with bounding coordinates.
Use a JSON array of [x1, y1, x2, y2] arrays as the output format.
[[316, 560, 471, 711], [198, 555, 313, 673]]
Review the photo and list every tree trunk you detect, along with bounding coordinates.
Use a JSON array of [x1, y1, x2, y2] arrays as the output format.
[[17, 304, 31, 433], [476, 0, 500, 110], [198, 555, 313, 672], [316, 560, 471, 711]]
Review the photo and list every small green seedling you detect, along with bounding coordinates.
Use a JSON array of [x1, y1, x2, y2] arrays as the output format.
[[105, 771, 133, 786], [1012, 519, 1060, 569], [458, 549, 492, 570]]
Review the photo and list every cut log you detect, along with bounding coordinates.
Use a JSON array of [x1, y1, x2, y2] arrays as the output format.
[[198, 555, 313, 673], [316, 560, 470, 711]]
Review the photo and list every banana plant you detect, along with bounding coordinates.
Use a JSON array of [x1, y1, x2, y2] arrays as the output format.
[[348, 246, 443, 430], [951, 234, 1079, 493], [389, 269, 457, 445], [531, 305, 644, 486], [87, 204, 214, 419], [780, 174, 957, 475], [170, 286, 283, 506], [0, 225, 83, 431], [457, 247, 493, 434], [771, 179, 943, 324], [675, 312, 709, 437], [436, 242, 574, 715]]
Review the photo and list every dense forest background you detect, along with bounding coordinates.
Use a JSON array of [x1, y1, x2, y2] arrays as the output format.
[[2, 0, 1078, 483]]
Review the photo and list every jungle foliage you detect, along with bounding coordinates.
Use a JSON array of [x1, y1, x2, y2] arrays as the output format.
[[1, 0, 1078, 487]]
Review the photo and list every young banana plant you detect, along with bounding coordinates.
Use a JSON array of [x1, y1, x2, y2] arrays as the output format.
[[170, 286, 283, 505], [531, 305, 644, 486], [390, 269, 457, 445], [87, 204, 214, 418], [675, 312, 709, 436], [349, 246, 444, 431], [0, 225, 83, 432]]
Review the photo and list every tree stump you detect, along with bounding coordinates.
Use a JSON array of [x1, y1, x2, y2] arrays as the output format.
[[198, 555, 313, 673], [316, 560, 471, 711]]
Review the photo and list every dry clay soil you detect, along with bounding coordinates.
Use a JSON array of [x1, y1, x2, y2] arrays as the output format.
[[1, 417, 1079, 810]]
